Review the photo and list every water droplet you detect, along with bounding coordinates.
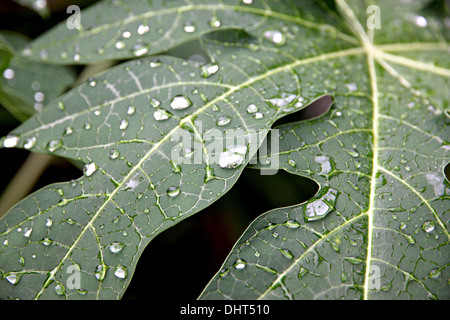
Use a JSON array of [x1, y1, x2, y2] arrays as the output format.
[[242, 0, 253, 4], [246, 103, 258, 113], [45, 218, 53, 227], [137, 24, 150, 35], [216, 115, 231, 126], [126, 105, 136, 115], [421, 221, 435, 233], [23, 227, 32, 238], [109, 242, 125, 253], [3, 135, 19, 148], [170, 95, 192, 110], [119, 119, 128, 130], [121, 30, 131, 38], [284, 219, 301, 229], [57, 101, 66, 111], [84, 122, 92, 130], [167, 186, 181, 197], [153, 109, 172, 121], [40, 237, 52, 246], [399, 221, 407, 230], [414, 15, 428, 27], [83, 162, 97, 177], [39, 49, 48, 60], [24, 137, 37, 149], [63, 126, 74, 136], [335, 111, 342, 117], [47, 139, 62, 152], [303, 187, 339, 222], [264, 30, 285, 45], [200, 63, 219, 78], [428, 268, 441, 279], [3, 68, 15, 80], [132, 44, 148, 57], [6, 273, 18, 285], [234, 258, 247, 270], [94, 264, 106, 281], [115, 40, 125, 49], [253, 112, 264, 119], [183, 22, 196, 33], [109, 149, 120, 159], [114, 265, 127, 279], [288, 159, 296, 167], [280, 248, 294, 259], [88, 78, 97, 87], [298, 267, 309, 279], [218, 145, 247, 169], [150, 59, 162, 68], [55, 283, 65, 295], [209, 16, 221, 28], [346, 149, 359, 157]]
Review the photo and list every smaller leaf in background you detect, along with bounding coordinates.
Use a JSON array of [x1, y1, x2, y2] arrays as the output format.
[[0, 31, 76, 122]]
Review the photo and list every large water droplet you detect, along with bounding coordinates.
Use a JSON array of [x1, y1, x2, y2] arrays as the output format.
[[127, 105, 135, 115], [167, 186, 181, 197], [3, 68, 15, 80], [246, 103, 258, 113], [183, 22, 196, 33], [23, 227, 32, 238], [216, 115, 231, 126], [47, 139, 62, 152], [153, 109, 172, 121], [109, 242, 125, 253], [137, 24, 150, 35], [170, 95, 192, 110], [3, 135, 19, 148], [115, 40, 125, 49], [218, 145, 247, 169], [200, 63, 219, 78], [6, 273, 19, 285], [421, 221, 435, 233], [119, 119, 128, 130], [234, 258, 247, 270], [83, 162, 97, 177], [114, 265, 127, 279], [303, 187, 339, 222]]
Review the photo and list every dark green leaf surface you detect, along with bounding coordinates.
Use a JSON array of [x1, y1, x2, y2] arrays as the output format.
[[0, 0, 449, 300], [199, 0, 450, 300]]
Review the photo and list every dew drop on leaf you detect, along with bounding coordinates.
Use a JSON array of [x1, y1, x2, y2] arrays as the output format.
[[114, 265, 127, 279], [183, 22, 196, 33], [23, 137, 37, 149], [167, 186, 181, 197], [153, 109, 172, 121], [3, 135, 19, 148], [234, 259, 247, 270], [170, 95, 192, 110], [119, 119, 128, 130], [83, 162, 97, 177], [47, 139, 62, 152], [109, 242, 125, 253], [109, 149, 120, 159], [216, 115, 231, 126]]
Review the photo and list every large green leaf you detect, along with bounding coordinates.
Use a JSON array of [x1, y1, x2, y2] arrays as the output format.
[[0, 0, 448, 300], [199, 0, 450, 300]]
